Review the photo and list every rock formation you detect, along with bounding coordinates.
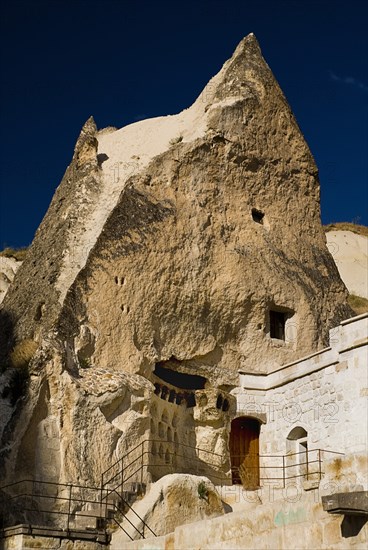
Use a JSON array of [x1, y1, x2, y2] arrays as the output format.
[[0, 34, 351, 489], [0, 256, 22, 305], [325, 226, 368, 299], [111, 474, 225, 546]]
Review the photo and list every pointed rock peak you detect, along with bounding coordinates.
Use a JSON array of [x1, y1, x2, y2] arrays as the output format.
[[72, 116, 99, 171], [195, 32, 273, 111], [79, 116, 97, 140], [74, 116, 98, 156], [233, 33, 262, 56]]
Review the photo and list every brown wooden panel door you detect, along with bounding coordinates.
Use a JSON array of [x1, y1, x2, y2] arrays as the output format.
[[230, 417, 260, 488]]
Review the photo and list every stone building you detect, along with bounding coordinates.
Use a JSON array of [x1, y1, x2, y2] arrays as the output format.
[[0, 34, 366, 549]]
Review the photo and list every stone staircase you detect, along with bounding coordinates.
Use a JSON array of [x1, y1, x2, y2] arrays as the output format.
[[73, 482, 147, 531]]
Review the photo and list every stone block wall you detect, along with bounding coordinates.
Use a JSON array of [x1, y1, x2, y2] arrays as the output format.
[[117, 492, 368, 549], [235, 313, 368, 491]]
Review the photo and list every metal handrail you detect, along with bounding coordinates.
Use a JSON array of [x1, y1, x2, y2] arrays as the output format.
[[109, 489, 156, 537], [0, 478, 156, 541], [1, 444, 344, 540], [100, 440, 345, 503]]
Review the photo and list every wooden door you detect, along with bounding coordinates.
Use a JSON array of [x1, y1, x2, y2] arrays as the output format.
[[230, 417, 260, 488]]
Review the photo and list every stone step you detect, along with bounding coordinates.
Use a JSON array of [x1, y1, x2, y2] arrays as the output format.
[[73, 506, 114, 529]]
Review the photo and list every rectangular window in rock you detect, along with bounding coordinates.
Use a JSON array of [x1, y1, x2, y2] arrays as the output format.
[[269, 310, 286, 340]]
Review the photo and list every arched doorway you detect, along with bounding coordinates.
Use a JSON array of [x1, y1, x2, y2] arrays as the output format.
[[230, 417, 260, 488]]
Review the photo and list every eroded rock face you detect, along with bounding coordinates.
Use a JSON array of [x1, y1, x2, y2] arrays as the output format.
[[0, 256, 22, 304], [57, 34, 351, 383], [326, 230, 368, 299], [0, 34, 351, 487], [111, 474, 225, 545]]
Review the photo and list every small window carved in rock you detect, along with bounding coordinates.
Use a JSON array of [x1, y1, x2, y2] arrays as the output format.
[[216, 394, 223, 410], [270, 310, 286, 340], [181, 392, 195, 407], [161, 386, 169, 400], [252, 208, 264, 224], [176, 393, 184, 405], [185, 393, 196, 408]]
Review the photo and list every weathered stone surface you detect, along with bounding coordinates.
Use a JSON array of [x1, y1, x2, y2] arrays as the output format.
[[0, 256, 22, 304], [0, 34, 352, 489], [118, 494, 368, 550], [111, 474, 225, 546], [56, 35, 351, 384], [325, 229, 368, 299], [0, 116, 101, 358], [1, 526, 110, 550], [2, 356, 153, 486]]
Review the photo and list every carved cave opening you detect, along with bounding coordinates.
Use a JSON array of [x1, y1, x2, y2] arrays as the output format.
[[154, 362, 206, 390], [270, 310, 286, 340], [148, 361, 233, 484], [251, 208, 264, 224]]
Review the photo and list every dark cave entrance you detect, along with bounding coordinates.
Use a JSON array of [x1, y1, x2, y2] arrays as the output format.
[[153, 362, 206, 390]]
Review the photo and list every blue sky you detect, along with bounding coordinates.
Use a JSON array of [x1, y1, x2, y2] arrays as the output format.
[[0, 0, 367, 248]]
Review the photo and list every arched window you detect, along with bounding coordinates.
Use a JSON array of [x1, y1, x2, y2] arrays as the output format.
[[287, 427, 308, 481], [287, 427, 307, 441]]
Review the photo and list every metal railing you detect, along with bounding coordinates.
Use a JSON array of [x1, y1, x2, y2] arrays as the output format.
[[0, 442, 344, 541], [0, 478, 155, 541], [232, 448, 345, 488], [101, 438, 228, 494], [101, 440, 345, 494]]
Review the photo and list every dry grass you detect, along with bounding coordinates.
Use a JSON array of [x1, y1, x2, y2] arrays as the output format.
[[348, 294, 368, 315], [324, 223, 368, 237], [10, 339, 38, 368], [0, 247, 28, 261], [169, 135, 183, 146]]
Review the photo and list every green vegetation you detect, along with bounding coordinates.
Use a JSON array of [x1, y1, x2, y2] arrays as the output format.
[[0, 247, 28, 261], [348, 294, 368, 315], [324, 223, 368, 237], [197, 481, 208, 500], [79, 356, 91, 369]]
